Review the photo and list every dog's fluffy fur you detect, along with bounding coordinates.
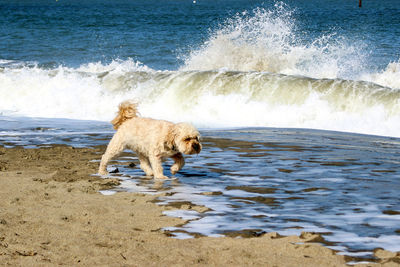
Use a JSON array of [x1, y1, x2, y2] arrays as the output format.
[[98, 101, 202, 179]]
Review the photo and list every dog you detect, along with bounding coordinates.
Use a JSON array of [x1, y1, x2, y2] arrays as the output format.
[[98, 101, 202, 179]]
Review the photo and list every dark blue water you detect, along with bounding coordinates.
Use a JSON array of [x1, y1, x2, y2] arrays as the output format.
[[0, 0, 257, 69], [1, 0, 399, 70]]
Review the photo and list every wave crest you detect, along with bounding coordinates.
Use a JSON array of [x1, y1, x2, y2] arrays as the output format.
[[181, 3, 365, 80], [3, 59, 400, 137], [363, 59, 400, 89]]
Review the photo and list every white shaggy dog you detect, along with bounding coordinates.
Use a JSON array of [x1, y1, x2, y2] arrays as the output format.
[[98, 101, 202, 179]]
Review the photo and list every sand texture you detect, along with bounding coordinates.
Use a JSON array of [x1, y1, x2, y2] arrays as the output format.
[[0, 145, 399, 266]]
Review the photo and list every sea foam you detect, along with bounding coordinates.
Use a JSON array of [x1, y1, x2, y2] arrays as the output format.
[[1, 63, 400, 137]]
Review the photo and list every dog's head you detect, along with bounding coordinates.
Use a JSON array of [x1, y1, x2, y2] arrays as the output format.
[[167, 123, 202, 155]]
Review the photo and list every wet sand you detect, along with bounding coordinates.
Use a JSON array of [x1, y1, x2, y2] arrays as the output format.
[[0, 145, 399, 266]]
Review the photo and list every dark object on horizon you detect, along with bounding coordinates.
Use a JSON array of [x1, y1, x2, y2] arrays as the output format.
[[359, 0, 362, 7]]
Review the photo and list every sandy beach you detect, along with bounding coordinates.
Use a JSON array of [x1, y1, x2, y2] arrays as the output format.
[[0, 145, 398, 266]]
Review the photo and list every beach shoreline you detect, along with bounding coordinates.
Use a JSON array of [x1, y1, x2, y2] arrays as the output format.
[[0, 145, 399, 266]]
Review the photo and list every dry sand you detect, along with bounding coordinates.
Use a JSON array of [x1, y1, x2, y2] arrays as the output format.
[[0, 145, 399, 266]]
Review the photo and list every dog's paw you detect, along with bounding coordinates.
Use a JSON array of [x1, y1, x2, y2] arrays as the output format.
[[170, 165, 179, 175], [98, 170, 109, 176], [155, 175, 169, 180], [144, 171, 154, 176]]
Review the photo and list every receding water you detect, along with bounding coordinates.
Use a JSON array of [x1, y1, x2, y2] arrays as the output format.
[[107, 128, 400, 259], [2, 117, 398, 259]]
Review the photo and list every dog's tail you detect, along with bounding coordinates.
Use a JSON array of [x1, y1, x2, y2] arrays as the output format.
[[111, 100, 139, 130]]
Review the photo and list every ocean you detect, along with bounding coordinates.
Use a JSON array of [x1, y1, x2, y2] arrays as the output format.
[[1, 0, 400, 260]]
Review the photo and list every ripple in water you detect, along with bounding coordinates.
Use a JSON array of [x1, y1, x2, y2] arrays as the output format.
[[1, 118, 399, 260], [104, 128, 400, 259]]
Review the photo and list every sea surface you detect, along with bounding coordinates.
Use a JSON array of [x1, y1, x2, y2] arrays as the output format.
[[1, 0, 400, 261]]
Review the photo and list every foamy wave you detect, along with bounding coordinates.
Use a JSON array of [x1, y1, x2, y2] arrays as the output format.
[[76, 59, 153, 73], [137, 71, 400, 138], [362, 59, 400, 89], [181, 3, 365, 80], [181, 2, 398, 90], [1, 59, 400, 137], [0, 60, 145, 120]]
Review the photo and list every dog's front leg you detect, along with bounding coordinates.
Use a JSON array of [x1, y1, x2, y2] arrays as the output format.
[[170, 153, 185, 175], [149, 155, 168, 179]]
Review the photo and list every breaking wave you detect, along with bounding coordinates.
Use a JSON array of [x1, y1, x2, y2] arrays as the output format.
[[1, 4, 400, 137], [181, 3, 366, 80], [1, 59, 400, 137]]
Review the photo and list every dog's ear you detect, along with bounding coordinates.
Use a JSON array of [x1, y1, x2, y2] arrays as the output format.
[[164, 126, 177, 151]]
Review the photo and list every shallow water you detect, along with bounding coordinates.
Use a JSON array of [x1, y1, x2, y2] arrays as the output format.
[[1, 117, 399, 259], [110, 128, 400, 259], [0, 116, 111, 148]]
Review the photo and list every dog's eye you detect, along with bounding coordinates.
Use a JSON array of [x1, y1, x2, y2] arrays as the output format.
[[184, 137, 191, 142]]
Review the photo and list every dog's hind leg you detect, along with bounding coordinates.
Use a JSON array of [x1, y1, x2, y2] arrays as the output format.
[[138, 153, 153, 176], [170, 153, 185, 175], [98, 132, 125, 175]]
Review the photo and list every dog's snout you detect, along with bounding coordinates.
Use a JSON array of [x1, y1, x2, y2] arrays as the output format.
[[192, 142, 201, 153]]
